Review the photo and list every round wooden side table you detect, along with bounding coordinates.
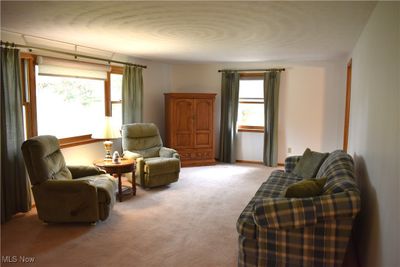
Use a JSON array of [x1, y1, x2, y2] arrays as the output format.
[[94, 158, 136, 202]]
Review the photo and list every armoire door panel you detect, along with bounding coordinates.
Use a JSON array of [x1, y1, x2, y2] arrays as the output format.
[[195, 132, 211, 147], [174, 99, 194, 132], [195, 99, 212, 131], [175, 134, 192, 148], [172, 99, 194, 147]]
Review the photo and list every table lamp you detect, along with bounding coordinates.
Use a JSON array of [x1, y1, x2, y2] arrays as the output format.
[[92, 116, 121, 161]]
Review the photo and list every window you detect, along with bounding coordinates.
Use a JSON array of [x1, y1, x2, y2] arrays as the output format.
[[21, 54, 124, 148], [237, 74, 264, 132], [35, 68, 105, 139]]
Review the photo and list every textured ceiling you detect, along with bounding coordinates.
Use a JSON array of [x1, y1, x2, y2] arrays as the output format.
[[1, 1, 375, 62]]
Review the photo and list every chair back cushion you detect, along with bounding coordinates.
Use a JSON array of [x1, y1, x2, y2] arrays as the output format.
[[21, 135, 72, 185], [121, 123, 162, 158]]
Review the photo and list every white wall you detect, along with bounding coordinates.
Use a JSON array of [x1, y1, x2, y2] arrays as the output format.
[[236, 132, 264, 162], [348, 2, 400, 267], [135, 59, 171, 139], [170, 60, 347, 163], [62, 141, 106, 165]]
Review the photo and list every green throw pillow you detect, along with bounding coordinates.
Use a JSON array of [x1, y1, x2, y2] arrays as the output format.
[[292, 148, 329, 178], [284, 177, 327, 198]]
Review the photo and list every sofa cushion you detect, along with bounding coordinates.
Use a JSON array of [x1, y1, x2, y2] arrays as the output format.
[[257, 170, 302, 197], [292, 148, 329, 178], [283, 177, 327, 198]]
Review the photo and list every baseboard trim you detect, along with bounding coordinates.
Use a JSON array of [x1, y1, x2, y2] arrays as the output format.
[[236, 160, 263, 164], [236, 160, 285, 166]]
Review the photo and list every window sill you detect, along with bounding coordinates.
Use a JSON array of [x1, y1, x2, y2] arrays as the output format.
[[59, 135, 102, 149], [238, 126, 264, 133]]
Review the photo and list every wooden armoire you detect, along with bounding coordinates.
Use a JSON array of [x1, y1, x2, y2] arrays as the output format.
[[164, 93, 216, 167]]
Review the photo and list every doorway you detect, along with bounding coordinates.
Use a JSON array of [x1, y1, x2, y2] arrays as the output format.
[[343, 59, 352, 152]]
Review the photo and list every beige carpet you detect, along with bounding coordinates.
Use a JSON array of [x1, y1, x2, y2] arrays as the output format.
[[1, 163, 277, 267]]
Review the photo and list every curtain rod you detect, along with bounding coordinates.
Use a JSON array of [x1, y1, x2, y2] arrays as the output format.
[[218, 68, 285, 73], [0, 41, 147, 69]]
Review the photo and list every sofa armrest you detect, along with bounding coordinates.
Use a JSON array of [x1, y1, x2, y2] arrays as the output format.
[[254, 191, 360, 229], [284, 156, 302, 173], [254, 197, 317, 229], [159, 147, 180, 160], [67, 165, 106, 178]]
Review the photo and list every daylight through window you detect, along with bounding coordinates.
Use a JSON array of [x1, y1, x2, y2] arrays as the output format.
[[36, 68, 105, 139], [238, 75, 264, 132]]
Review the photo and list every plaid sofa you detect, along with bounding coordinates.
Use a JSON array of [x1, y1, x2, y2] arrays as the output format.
[[237, 150, 360, 267]]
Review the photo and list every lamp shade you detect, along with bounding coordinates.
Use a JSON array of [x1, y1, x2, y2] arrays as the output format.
[[92, 116, 121, 139]]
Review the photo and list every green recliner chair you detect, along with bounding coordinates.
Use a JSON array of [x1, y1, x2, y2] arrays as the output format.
[[21, 135, 117, 223], [121, 123, 180, 188]]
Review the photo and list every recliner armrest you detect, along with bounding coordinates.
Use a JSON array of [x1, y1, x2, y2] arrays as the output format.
[[36, 179, 97, 192], [160, 147, 180, 160], [123, 151, 145, 185], [67, 165, 106, 178], [123, 150, 143, 160]]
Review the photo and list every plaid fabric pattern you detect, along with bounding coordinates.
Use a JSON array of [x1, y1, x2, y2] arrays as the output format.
[[254, 191, 360, 229], [284, 156, 302, 173], [237, 151, 360, 267], [317, 150, 359, 195], [237, 170, 301, 238]]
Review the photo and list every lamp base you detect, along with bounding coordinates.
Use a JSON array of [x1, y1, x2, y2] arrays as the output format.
[[104, 140, 113, 161]]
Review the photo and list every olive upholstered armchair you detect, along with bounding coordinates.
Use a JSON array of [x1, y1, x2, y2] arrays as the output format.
[[21, 135, 117, 223], [121, 123, 180, 188]]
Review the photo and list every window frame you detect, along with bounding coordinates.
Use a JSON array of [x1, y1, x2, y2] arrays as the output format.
[[105, 66, 123, 117], [20, 53, 38, 139], [238, 73, 265, 133], [22, 53, 124, 148]]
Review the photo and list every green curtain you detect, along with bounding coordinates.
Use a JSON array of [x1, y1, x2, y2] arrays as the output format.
[[122, 66, 143, 124], [219, 71, 240, 163], [1, 47, 32, 223], [263, 71, 281, 166]]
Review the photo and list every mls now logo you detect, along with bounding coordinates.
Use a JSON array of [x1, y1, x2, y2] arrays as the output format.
[[1, 256, 18, 263], [1, 255, 35, 263], [19, 256, 35, 263]]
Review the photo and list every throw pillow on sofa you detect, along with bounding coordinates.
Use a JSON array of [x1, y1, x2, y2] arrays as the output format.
[[292, 148, 329, 178], [284, 177, 327, 198]]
